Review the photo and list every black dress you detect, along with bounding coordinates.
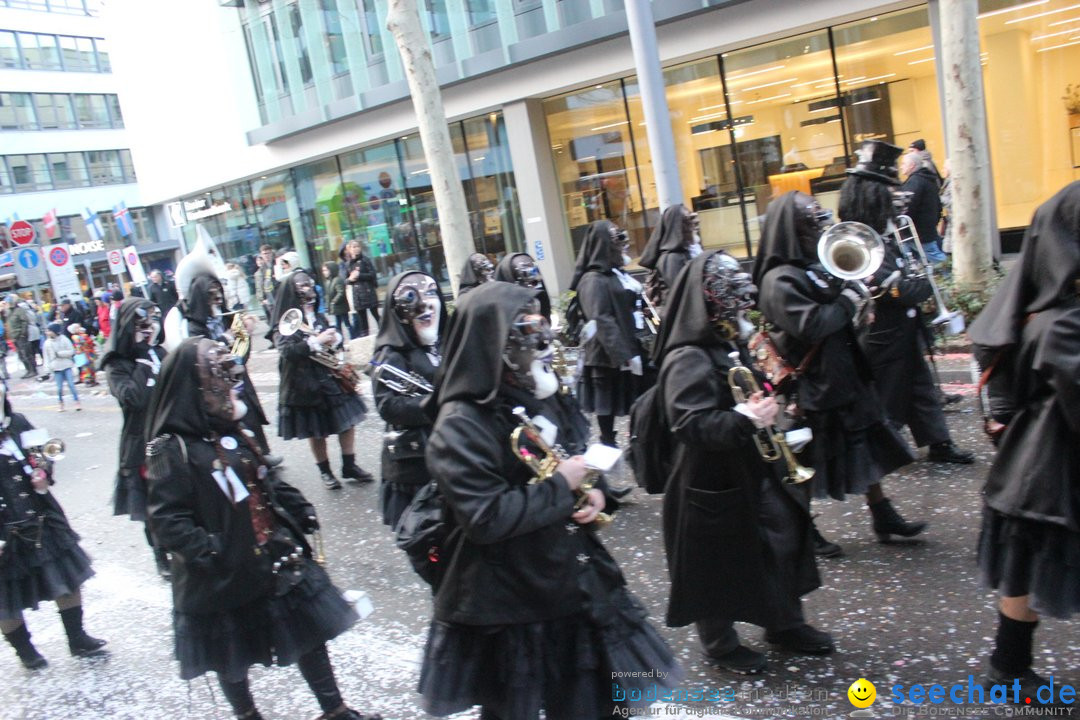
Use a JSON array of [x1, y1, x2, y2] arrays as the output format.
[[0, 413, 94, 620], [419, 282, 679, 719]]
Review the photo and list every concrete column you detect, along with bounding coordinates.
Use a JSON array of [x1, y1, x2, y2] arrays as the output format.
[[624, 0, 683, 211], [503, 98, 575, 297]]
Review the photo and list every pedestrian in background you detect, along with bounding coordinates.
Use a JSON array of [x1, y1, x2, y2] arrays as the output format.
[[43, 323, 81, 411], [900, 149, 947, 264], [7, 297, 37, 378], [343, 240, 379, 338], [322, 261, 349, 338], [224, 262, 251, 311], [147, 269, 179, 318], [68, 323, 97, 387], [253, 245, 277, 321], [96, 293, 112, 339]]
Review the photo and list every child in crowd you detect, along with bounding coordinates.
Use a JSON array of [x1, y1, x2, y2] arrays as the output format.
[[43, 323, 81, 411], [68, 324, 97, 387]]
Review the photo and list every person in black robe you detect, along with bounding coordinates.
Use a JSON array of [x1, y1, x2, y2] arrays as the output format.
[[98, 297, 170, 578], [572, 220, 647, 447], [969, 180, 1080, 698], [177, 272, 282, 466], [0, 383, 106, 669], [657, 250, 828, 675], [419, 281, 679, 719], [639, 203, 701, 310], [272, 271, 371, 490], [145, 338, 380, 720], [456, 252, 494, 297], [839, 140, 974, 465], [753, 190, 922, 556], [493, 252, 551, 318], [371, 271, 445, 527]]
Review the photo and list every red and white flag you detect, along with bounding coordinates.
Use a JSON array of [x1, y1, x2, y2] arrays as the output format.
[[42, 208, 59, 240]]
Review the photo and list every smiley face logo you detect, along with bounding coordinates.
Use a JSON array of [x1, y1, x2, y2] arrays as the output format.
[[848, 678, 876, 708]]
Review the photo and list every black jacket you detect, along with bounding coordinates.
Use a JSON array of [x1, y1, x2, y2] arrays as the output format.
[[345, 254, 378, 309], [51, 306, 84, 336], [147, 434, 315, 614], [277, 311, 345, 407], [149, 279, 179, 317], [373, 344, 437, 487], [901, 167, 943, 247]]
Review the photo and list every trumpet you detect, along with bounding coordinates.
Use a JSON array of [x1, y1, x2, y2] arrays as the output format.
[[727, 352, 814, 485], [509, 406, 613, 527], [277, 308, 359, 393], [369, 360, 434, 397]]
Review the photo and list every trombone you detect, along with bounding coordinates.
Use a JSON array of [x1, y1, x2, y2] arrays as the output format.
[[893, 215, 966, 335], [727, 352, 814, 485]]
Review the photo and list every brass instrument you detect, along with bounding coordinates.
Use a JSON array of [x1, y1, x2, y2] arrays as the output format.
[[817, 220, 886, 323], [509, 406, 613, 527], [551, 340, 574, 395], [642, 290, 662, 334], [893, 215, 966, 335], [277, 308, 359, 393], [370, 360, 434, 397], [313, 528, 326, 567], [229, 312, 252, 358], [727, 352, 814, 485]]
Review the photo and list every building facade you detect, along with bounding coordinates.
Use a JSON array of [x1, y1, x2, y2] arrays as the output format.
[[0, 0, 180, 297], [110, 0, 1080, 296]]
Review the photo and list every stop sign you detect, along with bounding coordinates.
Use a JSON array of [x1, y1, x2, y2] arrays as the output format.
[[9, 220, 35, 246]]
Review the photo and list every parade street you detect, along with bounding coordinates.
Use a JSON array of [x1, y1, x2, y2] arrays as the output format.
[[1, 338, 1078, 720]]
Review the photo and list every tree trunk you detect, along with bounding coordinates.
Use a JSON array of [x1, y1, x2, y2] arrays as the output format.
[[939, 0, 994, 290], [386, 0, 473, 298]]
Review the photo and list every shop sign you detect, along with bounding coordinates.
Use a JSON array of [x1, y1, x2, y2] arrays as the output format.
[[166, 201, 187, 228], [68, 239, 105, 256], [183, 197, 231, 221]]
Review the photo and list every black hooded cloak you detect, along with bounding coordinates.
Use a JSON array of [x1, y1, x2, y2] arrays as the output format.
[[754, 193, 914, 500], [972, 182, 1080, 617], [655, 252, 818, 629], [144, 338, 357, 679], [639, 204, 692, 305], [419, 281, 678, 718], [455, 255, 489, 297], [272, 273, 366, 439], [371, 272, 446, 526], [99, 297, 167, 519], [493, 253, 551, 318]]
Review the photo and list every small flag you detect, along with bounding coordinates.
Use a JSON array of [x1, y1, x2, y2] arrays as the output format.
[[42, 208, 59, 239], [82, 207, 104, 242], [113, 202, 134, 238]]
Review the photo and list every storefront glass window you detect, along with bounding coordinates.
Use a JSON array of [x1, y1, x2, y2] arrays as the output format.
[[251, 172, 294, 254], [213, 183, 261, 264], [292, 156, 350, 270], [543, 80, 646, 259], [461, 112, 525, 261]]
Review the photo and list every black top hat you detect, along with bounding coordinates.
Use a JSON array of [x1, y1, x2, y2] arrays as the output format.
[[846, 140, 903, 185]]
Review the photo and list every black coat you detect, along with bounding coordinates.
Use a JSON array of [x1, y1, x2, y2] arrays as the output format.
[[577, 273, 640, 370], [147, 434, 316, 615], [277, 312, 344, 407], [901, 167, 943, 247], [51, 306, 84, 335], [345, 254, 378, 309], [373, 345, 437, 487], [149, 279, 179, 317]]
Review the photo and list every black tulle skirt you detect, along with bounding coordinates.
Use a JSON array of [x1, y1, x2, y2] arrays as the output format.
[[418, 587, 681, 718], [173, 558, 358, 682], [0, 516, 94, 620], [803, 408, 915, 501], [111, 468, 148, 521], [978, 507, 1080, 619], [577, 367, 641, 417], [278, 392, 367, 440]]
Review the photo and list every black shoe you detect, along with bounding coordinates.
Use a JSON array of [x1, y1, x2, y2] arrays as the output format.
[[765, 624, 834, 655], [3, 625, 48, 669], [868, 498, 927, 542], [599, 434, 618, 448], [928, 441, 975, 464], [812, 523, 844, 558], [703, 645, 767, 675], [322, 710, 383, 720], [341, 464, 374, 484], [321, 471, 342, 490], [262, 453, 284, 468], [608, 485, 634, 501], [984, 663, 1048, 704], [154, 548, 172, 582], [69, 632, 108, 658]]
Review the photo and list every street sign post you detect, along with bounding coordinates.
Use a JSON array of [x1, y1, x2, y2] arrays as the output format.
[[123, 245, 148, 285], [107, 248, 124, 275], [44, 243, 82, 302], [14, 246, 48, 285], [9, 220, 35, 247]]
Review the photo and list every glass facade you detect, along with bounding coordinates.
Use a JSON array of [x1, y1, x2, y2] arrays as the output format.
[[179, 111, 523, 294], [0, 0, 99, 14], [0, 148, 136, 193], [0, 29, 109, 71], [0, 92, 124, 130]]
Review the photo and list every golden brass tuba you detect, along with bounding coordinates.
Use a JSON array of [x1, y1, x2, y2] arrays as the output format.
[[727, 352, 814, 485], [509, 406, 613, 527]]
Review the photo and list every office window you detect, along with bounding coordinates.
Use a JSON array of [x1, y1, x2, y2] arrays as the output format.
[[8, 154, 51, 191], [319, 0, 351, 97], [359, 0, 383, 57], [34, 93, 76, 128], [0, 31, 19, 68], [0, 92, 37, 129], [426, 0, 450, 37], [242, 22, 265, 113], [0, 160, 11, 193], [93, 36, 109, 71], [48, 151, 89, 188], [466, 0, 496, 25], [118, 149, 136, 182], [106, 93, 123, 126], [288, 2, 313, 86], [74, 93, 109, 128], [267, 12, 290, 95], [86, 149, 123, 184], [50, 0, 89, 14], [58, 35, 95, 70], [20, 32, 62, 69]]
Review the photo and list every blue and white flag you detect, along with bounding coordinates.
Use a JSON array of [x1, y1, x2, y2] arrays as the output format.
[[113, 202, 134, 238], [82, 207, 105, 242]]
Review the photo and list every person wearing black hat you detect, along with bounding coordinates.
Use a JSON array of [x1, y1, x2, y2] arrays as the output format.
[[493, 252, 552, 318], [639, 204, 702, 311], [99, 298, 171, 579], [370, 271, 445, 527], [571, 221, 649, 447], [969, 181, 1080, 699], [840, 140, 975, 466], [0, 382, 107, 669], [753, 190, 923, 556], [272, 271, 372, 489], [657, 249, 828, 675], [418, 281, 679, 718], [49, 298, 84, 339], [456, 252, 495, 297], [145, 338, 381, 720]]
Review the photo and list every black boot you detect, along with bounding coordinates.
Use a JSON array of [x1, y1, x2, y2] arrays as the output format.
[[154, 546, 172, 582], [318, 461, 341, 490], [928, 440, 975, 464], [811, 518, 843, 558], [341, 454, 373, 484], [3, 623, 48, 669], [58, 606, 108, 657], [868, 498, 927, 542]]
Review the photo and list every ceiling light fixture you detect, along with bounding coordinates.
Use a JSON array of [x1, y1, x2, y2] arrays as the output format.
[[739, 77, 799, 92], [747, 92, 792, 105], [908, 56, 936, 65], [791, 76, 837, 87], [1031, 26, 1080, 40], [1047, 15, 1080, 25], [725, 64, 786, 81], [977, 0, 1046, 19], [845, 73, 896, 85], [588, 121, 629, 131], [893, 44, 934, 56], [1036, 37, 1080, 50], [1006, 2, 1080, 24]]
